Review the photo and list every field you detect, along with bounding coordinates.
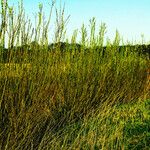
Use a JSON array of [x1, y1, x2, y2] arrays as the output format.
[[0, 1, 150, 150]]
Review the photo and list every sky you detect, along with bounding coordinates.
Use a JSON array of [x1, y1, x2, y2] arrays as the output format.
[[8, 0, 150, 44]]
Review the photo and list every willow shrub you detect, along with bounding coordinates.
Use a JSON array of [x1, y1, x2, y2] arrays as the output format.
[[0, 0, 150, 149]]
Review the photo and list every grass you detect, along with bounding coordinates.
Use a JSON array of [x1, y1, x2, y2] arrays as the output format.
[[0, 63, 31, 77], [0, 0, 150, 149]]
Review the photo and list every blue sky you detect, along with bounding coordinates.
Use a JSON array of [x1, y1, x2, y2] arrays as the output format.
[[8, 0, 150, 44]]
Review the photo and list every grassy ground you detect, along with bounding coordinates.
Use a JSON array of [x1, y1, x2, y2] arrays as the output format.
[[0, 1, 150, 149]]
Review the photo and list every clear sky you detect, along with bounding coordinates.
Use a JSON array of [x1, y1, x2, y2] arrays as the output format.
[[8, 0, 150, 44]]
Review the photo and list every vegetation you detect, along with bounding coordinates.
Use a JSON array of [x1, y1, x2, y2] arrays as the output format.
[[0, 0, 150, 149]]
